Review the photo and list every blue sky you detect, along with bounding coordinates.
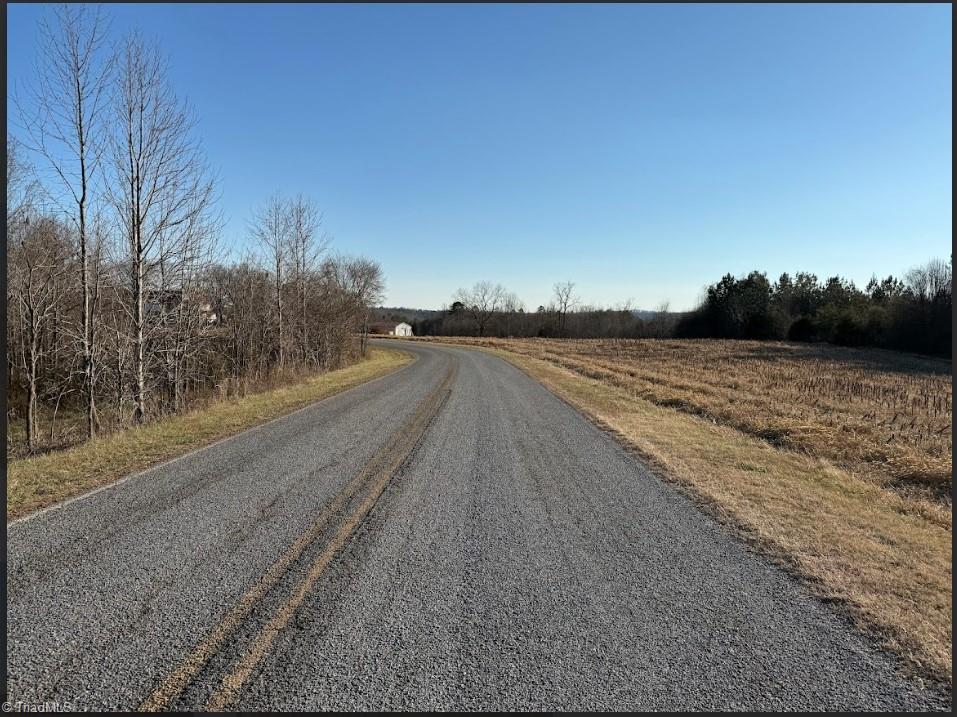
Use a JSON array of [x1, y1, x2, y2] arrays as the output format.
[[7, 3, 952, 310]]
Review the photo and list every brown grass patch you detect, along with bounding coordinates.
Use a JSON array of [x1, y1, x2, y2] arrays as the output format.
[[420, 336, 952, 683], [7, 347, 413, 522]]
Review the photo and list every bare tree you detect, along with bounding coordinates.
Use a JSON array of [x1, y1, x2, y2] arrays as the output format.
[[652, 300, 671, 338], [108, 32, 216, 423], [16, 4, 112, 439], [97, 256, 132, 428], [906, 258, 953, 303], [349, 257, 385, 356], [501, 290, 523, 337], [454, 281, 505, 337], [324, 256, 384, 357], [553, 280, 578, 337], [207, 256, 273, 380], [156, 205, 219, 412], [287, 195, 326, 364], [250, 194, 290, 369], [7, 138, 35, 435], [8, 10, 396, 455], [9, 217, 73, 449], [7, 137, 37, 227]]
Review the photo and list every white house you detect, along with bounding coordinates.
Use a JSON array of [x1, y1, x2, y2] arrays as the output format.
[[368, 321, 414, 337]]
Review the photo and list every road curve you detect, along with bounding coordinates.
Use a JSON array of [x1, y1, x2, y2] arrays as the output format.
[[5, 341, 949, 710]]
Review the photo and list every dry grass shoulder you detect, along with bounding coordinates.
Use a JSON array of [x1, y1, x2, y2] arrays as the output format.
[[421, 336, 952, 683], [7, 347, 413, 522]]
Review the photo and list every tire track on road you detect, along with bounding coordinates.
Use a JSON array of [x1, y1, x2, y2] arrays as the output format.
[[140, 355, 458, 712]]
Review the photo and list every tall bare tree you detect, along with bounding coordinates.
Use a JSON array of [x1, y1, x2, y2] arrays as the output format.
[[345, 257, 384, 356], [17, 4, 112, 439], [108, 32, 216, 423], [156, 205, 219, 412], [251, 194, 290, 369], [287, 195, 325, 364], [553, 280, 578, 337], [8, 9, 394, 455]]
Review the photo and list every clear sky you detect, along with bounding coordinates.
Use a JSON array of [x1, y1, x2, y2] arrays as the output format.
[[7, 3, 952, 311]]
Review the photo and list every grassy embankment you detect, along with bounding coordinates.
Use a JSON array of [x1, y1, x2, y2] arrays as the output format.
[[7, 347, 413, 522], [420, 336, 952, 683]]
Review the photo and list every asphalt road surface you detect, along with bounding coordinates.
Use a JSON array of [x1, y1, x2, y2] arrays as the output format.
[[5, 341, 950, 711]]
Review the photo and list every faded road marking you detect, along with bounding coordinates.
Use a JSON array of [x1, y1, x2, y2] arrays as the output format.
[[139, 356, 456, 712]]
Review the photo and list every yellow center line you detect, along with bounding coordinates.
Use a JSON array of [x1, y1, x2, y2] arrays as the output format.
[[139, 356, 456, 712], [205, 444, 414, 710], [204, 365, 455, 711], [138, 467, 370, 712]]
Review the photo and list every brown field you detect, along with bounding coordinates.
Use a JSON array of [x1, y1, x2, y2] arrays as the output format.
[[432, 338, 952, 508], [419, 336, 953, 682]]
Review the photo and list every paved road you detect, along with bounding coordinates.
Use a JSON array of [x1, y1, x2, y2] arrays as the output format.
[[5, 341, 949, 711]]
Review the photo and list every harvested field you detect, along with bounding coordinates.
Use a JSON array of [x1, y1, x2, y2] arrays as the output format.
[[428, 338, 952, 509]]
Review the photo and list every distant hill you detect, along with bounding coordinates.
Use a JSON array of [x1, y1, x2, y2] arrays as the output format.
[[372, 307, 445, 323]]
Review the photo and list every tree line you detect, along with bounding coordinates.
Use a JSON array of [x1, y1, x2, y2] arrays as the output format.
[[409, 258, 951, 358], [409, 280, 676, 339], [7, 6, 382, 453], [675, 260, 952, 356]]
